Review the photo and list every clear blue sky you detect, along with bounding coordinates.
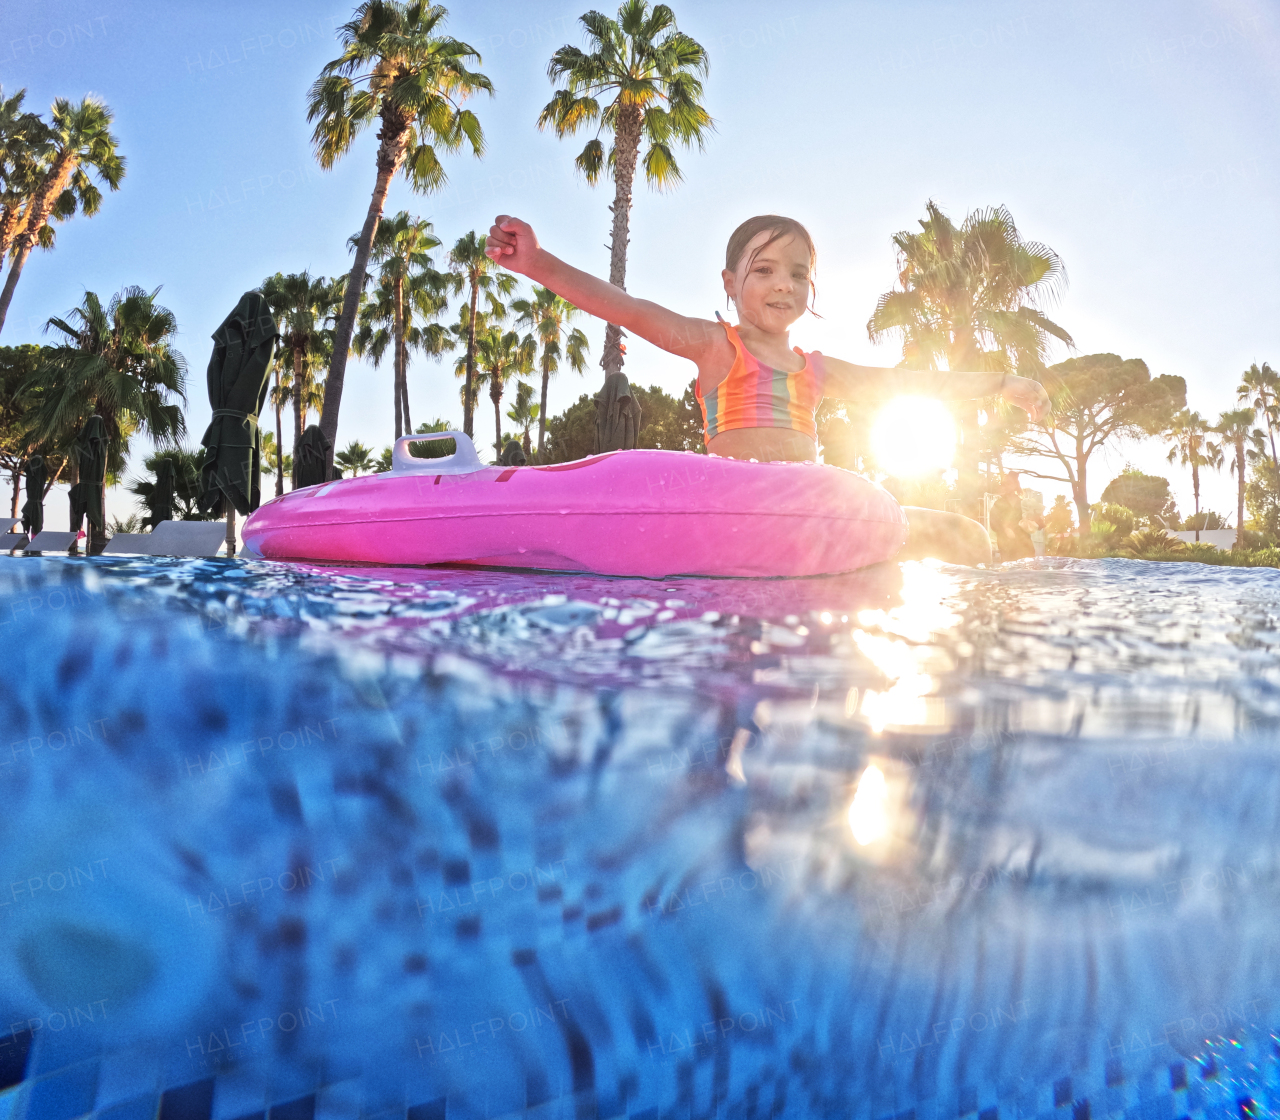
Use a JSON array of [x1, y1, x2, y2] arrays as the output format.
[[3, 0, 1277, 524]]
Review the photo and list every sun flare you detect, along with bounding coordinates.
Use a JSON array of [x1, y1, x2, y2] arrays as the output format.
[[848, 763, 889, 845], [869, 396, 956, 477]]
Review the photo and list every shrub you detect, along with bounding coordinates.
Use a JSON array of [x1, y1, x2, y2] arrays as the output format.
[[1090, 503, 1134, 541], [1120, 528, 1186, 557]]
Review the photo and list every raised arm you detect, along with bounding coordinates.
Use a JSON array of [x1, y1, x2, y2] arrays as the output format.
[[485, 215, 721, 365], [821, 354, 1053, 423]]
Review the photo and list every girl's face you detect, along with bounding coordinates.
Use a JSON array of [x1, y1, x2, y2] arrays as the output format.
[[722, 231, 812, 334]]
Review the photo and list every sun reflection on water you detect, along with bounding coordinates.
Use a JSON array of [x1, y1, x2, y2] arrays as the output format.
[[848, 764, 889, 845], [850, 561, 962, 733]]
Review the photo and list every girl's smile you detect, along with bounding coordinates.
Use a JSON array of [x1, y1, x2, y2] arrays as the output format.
[[724, 231, 813, 336]]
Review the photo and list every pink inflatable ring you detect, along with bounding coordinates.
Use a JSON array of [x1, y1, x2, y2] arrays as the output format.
[[241, 432, 907, 578]]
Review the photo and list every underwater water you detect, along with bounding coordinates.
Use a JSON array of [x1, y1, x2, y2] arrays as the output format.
[[1, 553, 1279, 1120]]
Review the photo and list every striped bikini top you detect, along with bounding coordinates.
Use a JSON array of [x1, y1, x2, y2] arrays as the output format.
[[694, 313, 826, 444]]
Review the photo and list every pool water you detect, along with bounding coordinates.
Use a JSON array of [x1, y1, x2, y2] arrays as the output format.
[[1, 554, 1279, 1119]]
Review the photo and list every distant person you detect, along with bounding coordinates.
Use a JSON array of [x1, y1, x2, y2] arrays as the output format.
[[1020, 486, 1047, 556], [990, 473, 1036, 561], [484, 213, 1051, 566]]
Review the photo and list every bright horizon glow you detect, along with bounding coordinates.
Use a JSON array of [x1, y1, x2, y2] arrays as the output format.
[[869, 397, 957, 478]]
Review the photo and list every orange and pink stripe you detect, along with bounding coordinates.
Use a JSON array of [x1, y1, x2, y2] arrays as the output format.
[[695, 315, 826, 444]]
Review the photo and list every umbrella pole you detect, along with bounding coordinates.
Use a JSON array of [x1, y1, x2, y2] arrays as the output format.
[[225, 508, 236, 558]]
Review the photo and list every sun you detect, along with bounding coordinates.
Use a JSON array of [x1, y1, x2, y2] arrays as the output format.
[[869, 396, 956, 478]]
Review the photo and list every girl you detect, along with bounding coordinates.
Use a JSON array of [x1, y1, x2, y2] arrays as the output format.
[[484, 213, 1052, 565]]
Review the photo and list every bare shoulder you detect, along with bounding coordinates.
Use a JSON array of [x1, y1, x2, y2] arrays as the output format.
[[678, 316, 734, 393]]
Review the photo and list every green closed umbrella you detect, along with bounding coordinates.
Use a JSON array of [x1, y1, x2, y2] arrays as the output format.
[[69, 415, 107, 534], [294, 424, 336, 489], [20, 454, 46, 537], [198, 292, 277, 518], [595, 373, 642, 453]]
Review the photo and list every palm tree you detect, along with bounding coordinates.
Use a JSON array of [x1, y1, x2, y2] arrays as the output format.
[[0, 91, 96, 286], [447, 230, 515, 437], [539, 1, 712, 381], [260, 430, 292, 493], [511, 286, 590, 457], [22, 286, 187, 552], [0, 87, 50, 268], [352, 212, 454, 437], [108, 511, 144, 534], [307, 0, 491, 456], [456, 325, 535, 459], [128, 447, 207, 526], [348, 212, 453, 440], [263, 352, 290, 497], [1237, 362, 1279, 468], [505, 380, 539, 456], [260, 272, 342, 464], [1216, 407, 1255, 549], [334, 439, 376, 476], [0, 96, 126, 335], [1165, 409, 1222, 542], [868, 200, 1074, 509]]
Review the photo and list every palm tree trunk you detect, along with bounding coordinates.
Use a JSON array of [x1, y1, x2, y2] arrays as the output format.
[[0, 201, 31, 262], [9, 465, 20, 520], [538, 365, 550, 458], [1192, 463, 1201, 542], [0, 242, 32, 337], [463, 282, 479, 437], [601, 104, 643, 381], [274, 367, 284, 497], [44, 457, 65, 497], [492, 375, 503, 459], [948, 331, 983, 520], [400, 349, 412, 435], [1237, 438, 1246, 549], [319, 112, 412, 461], [393, 276, 405, 439], [292, 344, 305, 469]]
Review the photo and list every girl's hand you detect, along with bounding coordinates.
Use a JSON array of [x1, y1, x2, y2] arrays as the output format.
[[1002, 376, 1053, 424], [485, 215, 540, 274]]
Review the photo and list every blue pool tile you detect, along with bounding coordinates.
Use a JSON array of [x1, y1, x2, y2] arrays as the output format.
[[159, 1077, 215, 1119], [95, 1096, 162, 1120], [0, 1034, 32, 1093], [24, 1059, 98, 1120], [267, 1097, 315, 1120]]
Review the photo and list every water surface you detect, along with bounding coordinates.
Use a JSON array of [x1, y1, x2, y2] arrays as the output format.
[[1, 554, 1278, 1119]]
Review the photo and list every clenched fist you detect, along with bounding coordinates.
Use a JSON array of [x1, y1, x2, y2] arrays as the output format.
[[1001, 375, 1053, 425], [485, 215, 540, 275]]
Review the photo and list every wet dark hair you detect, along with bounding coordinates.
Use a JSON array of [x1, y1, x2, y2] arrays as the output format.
[[725, 215, 818, 314]]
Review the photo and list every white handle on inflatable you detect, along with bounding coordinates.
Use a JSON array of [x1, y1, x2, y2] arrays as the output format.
[[390, 431, 485, 475]]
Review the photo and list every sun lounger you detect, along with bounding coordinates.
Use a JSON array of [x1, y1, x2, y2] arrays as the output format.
[[25, 531, 80, 554], [1, 519, 17, 534], [144, 520, 231, 557], [1, 533, 29, 552], [101, 533, 154, 555]]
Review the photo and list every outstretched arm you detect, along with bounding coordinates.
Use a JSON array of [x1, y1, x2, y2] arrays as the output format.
[[822, 355, 1053, 423], [485, 215, 721, 364]]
